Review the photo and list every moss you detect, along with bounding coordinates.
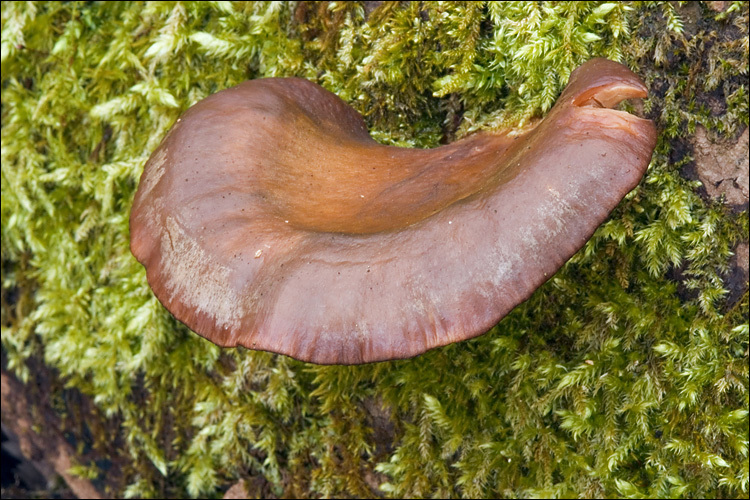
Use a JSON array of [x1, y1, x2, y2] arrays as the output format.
[[2, 1, 747, 498]]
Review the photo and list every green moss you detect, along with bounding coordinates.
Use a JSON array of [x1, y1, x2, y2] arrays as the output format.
[[2, 1, 747, 498]]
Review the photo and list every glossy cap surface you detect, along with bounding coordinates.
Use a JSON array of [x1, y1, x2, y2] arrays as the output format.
[[130, 58, 657, 364]]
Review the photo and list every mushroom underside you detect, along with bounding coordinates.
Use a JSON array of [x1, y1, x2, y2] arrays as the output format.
[[130, 58, 657, 364]]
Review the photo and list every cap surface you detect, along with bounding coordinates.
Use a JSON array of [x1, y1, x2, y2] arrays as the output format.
[[130, 58, 657, 364]]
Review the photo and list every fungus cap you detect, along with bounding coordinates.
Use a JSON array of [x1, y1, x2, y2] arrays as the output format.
[[130, 58, 657, 364]]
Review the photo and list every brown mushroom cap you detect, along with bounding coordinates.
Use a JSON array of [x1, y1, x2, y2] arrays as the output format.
[[130, 58, 657, 364]]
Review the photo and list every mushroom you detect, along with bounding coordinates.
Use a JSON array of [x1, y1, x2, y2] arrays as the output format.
[[130, 58, 657, 364]]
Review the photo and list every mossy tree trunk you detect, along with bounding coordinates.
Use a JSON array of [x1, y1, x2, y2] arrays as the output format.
[[1, 2, 747, 498]]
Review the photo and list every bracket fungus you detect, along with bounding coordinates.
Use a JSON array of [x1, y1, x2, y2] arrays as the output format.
[[130, 58, 657, 364]]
